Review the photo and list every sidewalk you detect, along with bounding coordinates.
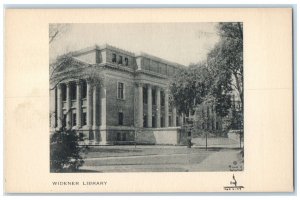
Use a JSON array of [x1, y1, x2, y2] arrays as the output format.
[[188, 149, 243, 171], [79, 145, 243, 172]]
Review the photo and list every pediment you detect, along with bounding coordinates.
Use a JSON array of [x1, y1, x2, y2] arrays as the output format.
[[50, 56, 89, 75]]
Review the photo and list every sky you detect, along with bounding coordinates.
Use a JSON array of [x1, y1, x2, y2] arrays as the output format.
[[50, 23, 220, 66]]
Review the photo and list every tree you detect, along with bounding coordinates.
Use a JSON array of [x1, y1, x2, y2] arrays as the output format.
[[49, 24, 70, 44], [207, 22, 243, 115], [169, 22, 243, 139], [169, 63, 213, 115], [50, 128, 84, 172]]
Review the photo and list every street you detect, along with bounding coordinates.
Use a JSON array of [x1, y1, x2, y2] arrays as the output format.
[[79, 145, 243, 172]]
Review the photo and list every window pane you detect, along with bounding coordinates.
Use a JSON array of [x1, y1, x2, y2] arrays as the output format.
[[112, 53, 116, 62], [73, 113, 76, 126], [118, 112, 123, 125], [143, 115, 147, 127], [82, 112, 87, 125], [152, 90, 156, 105], [161, 92, 165, 106], [82, 81, 87, 98], [118, 55, 123, 64], [143, 87, 147, 104], [71, 83, 76, 100], [62, 84, 66, 101], [118, 82, 124, 99]]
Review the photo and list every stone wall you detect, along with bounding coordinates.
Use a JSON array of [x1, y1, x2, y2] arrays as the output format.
[[105, 73, 135, 127], [136, 128, 182, 145]]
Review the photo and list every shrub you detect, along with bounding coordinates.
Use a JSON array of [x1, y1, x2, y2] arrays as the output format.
[[50, 129, 84, 172]]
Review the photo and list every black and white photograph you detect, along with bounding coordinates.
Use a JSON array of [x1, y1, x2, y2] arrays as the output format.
[[4, 6, 294, 193], [49, 22, 244, 173]]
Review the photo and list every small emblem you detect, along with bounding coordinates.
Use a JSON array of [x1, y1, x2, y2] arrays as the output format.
[[223, 174, 244, 191]]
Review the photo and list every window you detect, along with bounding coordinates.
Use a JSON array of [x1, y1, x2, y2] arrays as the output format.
[[112, 53, 117, 63], [152, 116, 155, 128], [161, 117, 164, 127], [152, 90, 156, 105], [143, 115, 147, 128], [117, 132, 121, 141], [82, 112, 87, 126], [216, 121, 219, 130], [82, 81, 87, 99], [61, 84, 67, 101], [125, 57, 129, 66], [117, 82, 125, 99], [169, 116, 171, 126], [122, 133, 127, 141], [118, 112, 124, 125], [70, 83, 76, 100], [161, 92, 165, 106], [72, 113, 76, 126], [143, 87, 147, 104], [62, 114, 67, 127], [118, 55, 123, 64]]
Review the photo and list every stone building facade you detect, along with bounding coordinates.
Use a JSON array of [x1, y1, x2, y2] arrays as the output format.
[[50, 44, 186, 145]]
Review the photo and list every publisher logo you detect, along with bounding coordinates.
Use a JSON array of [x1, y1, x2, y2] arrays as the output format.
[[223, 174, 244, 191]]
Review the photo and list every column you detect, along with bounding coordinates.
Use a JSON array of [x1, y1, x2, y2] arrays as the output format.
[[100, 83, 107, 144], [57, 84, 63, 128], [100, 84, 106, 127], [147, 85, 152, 128], [87, 80, 92, 129], [136, 83, 143, 128], [93, 85, 98, 129], [156, 87, 161, 128], [179, 113, 184, 126], [164, 89, 169, 127], [93, 85, 99, 143], [172, 107, 177, 127], [66, 82, 71, 129], [76, 80, 82, 128]]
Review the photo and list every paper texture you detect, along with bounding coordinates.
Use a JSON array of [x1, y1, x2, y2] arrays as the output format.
[[4, 8, 293, 193]]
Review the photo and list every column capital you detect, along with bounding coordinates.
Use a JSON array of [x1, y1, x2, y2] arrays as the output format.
[[86, 79, 92, 84], [135, 82, 143, 87], [154, 86, 161, 91], [163, 87, 170, 93], [146, 84, 153, 89], [57, 83, 62, 89], [76, 79, 82, 85], [65, 81, 72, 86]]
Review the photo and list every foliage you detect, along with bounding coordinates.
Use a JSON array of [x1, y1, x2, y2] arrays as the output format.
[[169, 22, 243, 137], [169, 64, 212, 115], [207, 22, 243, 113], [50, 128, 84, 172]]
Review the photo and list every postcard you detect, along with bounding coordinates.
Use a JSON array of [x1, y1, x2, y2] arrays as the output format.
[[4, 8, 293, 193]]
